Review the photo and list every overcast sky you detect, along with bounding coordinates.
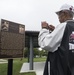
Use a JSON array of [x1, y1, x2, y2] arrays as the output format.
[[0, 0, 74, 31]]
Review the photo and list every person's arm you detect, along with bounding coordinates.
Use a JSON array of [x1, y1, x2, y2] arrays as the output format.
[[38, 22, 66, 52]]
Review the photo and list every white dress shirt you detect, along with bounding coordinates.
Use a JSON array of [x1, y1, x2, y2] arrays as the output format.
[[38, 22, 67, 52]]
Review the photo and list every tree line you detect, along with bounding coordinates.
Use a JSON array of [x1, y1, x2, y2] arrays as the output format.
[[24, 48, 48, 58]]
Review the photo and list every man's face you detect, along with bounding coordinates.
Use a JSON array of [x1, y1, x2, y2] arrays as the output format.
[[57, 11, 68, 23]]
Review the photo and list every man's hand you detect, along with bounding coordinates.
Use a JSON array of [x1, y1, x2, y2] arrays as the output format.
[[41, 21, 48, 29], [41, 21, 55, 31], [48, 25, 55, 31]]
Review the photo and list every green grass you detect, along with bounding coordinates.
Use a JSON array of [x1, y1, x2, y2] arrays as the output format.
[[0, 63, 8, 75], [0, 57, 46, 75]]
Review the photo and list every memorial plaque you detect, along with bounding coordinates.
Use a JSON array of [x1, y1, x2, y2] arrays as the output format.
[[0, 19, 25, 58]]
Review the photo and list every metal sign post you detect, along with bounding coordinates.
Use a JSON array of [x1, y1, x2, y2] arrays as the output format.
[[7, 59, 13, 75]]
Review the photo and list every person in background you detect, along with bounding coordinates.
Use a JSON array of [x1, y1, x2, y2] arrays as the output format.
[[38, 4, 74, 75]]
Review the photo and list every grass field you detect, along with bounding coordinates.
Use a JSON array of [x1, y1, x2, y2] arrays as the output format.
[[0, 57, 46, 75]]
